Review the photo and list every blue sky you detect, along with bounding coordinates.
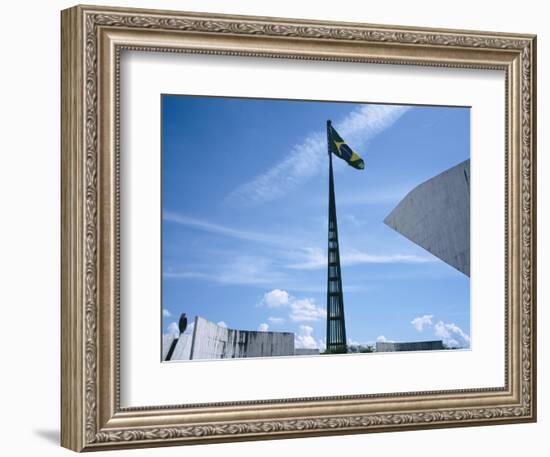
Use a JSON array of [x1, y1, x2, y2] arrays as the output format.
[[161, 94, 471, 350]]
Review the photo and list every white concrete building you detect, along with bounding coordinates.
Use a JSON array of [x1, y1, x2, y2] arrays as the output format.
[[164, 316, 295, 361], [384, 159, 470, 276]]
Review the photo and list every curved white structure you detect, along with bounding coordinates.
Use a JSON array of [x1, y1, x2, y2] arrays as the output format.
[[384, 160, 470, 277]]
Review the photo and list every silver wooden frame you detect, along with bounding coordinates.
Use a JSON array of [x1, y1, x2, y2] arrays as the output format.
[[61, 4, 537, 451]]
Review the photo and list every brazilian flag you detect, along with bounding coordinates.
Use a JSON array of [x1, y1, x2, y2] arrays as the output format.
[[328, 124, 365, 170]]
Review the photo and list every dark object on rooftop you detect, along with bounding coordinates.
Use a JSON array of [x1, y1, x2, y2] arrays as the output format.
[[178, 313, 188, 335]]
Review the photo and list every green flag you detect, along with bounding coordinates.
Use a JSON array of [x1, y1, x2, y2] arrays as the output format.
[[328, 124, 365, 170]]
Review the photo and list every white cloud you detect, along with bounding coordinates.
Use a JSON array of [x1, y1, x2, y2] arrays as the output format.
[[295, 325, 319, 349], [342, 214, 365, 227], [317, 338, 326, 351], [258, 323, 269, 332], [217, 321, 227, 328], [162, 309, 171, 318], [166, 322, 179, 337], [226, 132, 325, 206], [411, 314, 434, 332], [215, 257, 287, 284], [267, 316, 285, 325], [163, 211, 283, 245], [261, 289, 290, 308], [348, 335, 392, 347], [337, 185, 419, 207], [307, 184, 419, 208], [342, 250, 434, 266], [185, 321, 195, 334], [260, 289, 325, 322], [226, 104, 410, 206], [166, 256, 288, 286], [287, 247, 433, 270], [287, 248, 325, 270], [167, 321, 195, 336], [289, 298, 325, 322], [434, 321, 470, 348]]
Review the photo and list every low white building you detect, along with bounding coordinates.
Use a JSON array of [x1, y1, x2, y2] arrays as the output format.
[[164, 316, 295, 361]]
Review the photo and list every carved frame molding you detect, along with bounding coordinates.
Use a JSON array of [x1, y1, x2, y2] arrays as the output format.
[[61, 4, 536, 451]]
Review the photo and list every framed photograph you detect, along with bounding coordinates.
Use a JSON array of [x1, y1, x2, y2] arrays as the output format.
[[61, 4, 537, 451]]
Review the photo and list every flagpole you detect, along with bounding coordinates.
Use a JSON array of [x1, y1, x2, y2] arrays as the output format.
[[326, 120, 332, 351], [326, 120, 347, 354]]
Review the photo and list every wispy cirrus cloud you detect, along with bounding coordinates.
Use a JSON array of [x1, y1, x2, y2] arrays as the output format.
[[163, 213, 433, 287], [164, 255, 288, 286], [225, 104, 410, 206], [287, 247, 434, 270], [163, 211, 283, 245]]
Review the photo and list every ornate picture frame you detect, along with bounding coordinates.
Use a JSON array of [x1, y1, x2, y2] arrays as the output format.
[[61, 4, 536, 451]]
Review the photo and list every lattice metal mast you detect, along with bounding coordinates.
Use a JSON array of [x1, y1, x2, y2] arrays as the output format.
[[325, 120, 347, 354]]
